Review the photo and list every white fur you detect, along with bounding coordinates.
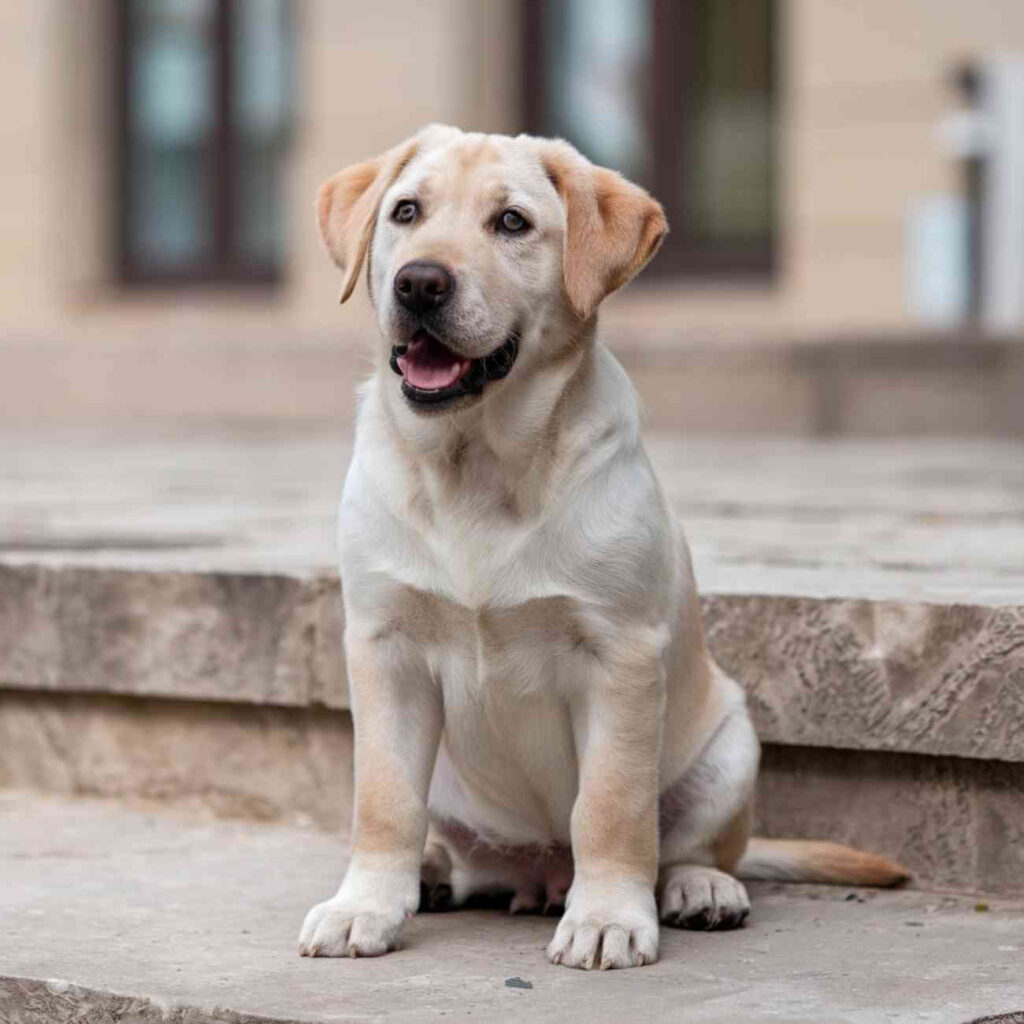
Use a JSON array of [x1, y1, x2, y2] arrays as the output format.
[[299, 128, 761, 971]]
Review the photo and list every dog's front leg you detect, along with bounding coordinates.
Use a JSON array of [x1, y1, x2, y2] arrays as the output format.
[[548, 640, 664, 970], [298, 634, 442, 958]]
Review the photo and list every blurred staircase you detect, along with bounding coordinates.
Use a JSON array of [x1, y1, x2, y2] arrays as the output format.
[[2, 327, 1023, 437]]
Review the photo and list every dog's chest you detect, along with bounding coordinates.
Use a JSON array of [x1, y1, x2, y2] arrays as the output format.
[[376, 582, 590, 842], [383, 576, 592, 695], [344, 456, 607, 838], [424, 595, 584, 843]]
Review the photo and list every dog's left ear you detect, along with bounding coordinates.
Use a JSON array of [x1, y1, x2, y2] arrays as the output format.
[[540, 141, 668, 321], [316, 134, 422, 303]]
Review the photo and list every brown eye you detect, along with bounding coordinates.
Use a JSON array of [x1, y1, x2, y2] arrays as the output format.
[[392, 200, 419, 224], [497, 209, 528, 234]]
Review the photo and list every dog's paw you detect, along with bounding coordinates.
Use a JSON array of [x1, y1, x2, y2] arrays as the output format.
[[298, 865, 419, 958], [297, 898, 406, 958], [546, 878, 658, 970], [659, 865, 750, 931]]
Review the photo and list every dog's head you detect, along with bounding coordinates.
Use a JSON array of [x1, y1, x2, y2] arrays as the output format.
[[317, 125, 667, 414]]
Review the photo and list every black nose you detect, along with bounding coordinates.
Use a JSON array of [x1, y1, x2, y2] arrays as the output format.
[[394, 261, 454, 314]]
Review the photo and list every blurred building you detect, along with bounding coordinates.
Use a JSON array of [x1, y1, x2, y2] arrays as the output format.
[[3, 1, 1024, 426]]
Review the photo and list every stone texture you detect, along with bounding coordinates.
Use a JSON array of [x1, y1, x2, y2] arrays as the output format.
[[705, 595, 1024, 763], [0, 566, 345, 710], [3, 562, 1022, 765], [0, 979, 279, 1024], [0, 692, 353, 831], [2, 430, 1023, 761], [755, 745, 1024, 897], [3, 791, 1024, 1024], [3, 430, 1023, 602], [1, 428, 1023, 895], [5, 692, 1024, 895], [1, 426, 1023, 762]]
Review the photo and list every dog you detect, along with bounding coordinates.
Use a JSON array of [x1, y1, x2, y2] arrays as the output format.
[[298, 124, 908, 971]]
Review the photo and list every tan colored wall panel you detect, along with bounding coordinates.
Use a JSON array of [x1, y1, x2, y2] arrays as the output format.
[[2, 0, 1022, 366]]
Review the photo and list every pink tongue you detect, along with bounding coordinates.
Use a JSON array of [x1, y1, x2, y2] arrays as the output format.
[[396, 333, 471, 390]]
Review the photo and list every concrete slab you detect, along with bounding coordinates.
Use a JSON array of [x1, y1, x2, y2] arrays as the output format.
[[1, 429, 1022, 766], [2, 791, 1024, 1024], [2, 428, 1023, 605], [2, 691, 1023, 897]]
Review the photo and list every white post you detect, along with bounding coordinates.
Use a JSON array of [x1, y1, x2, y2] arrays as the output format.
[[980, 58, 1024, 333]]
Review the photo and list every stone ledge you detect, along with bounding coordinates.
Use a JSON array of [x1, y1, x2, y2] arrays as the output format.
[[0, 691, 354, 832], [0, 978, 281, 1024], [0, 564, 346, 710], [708, 594, 1024, 763], [1, 562, 1022, 765], [2, 692, 1022, 895], [757, 744, 1024, 897]]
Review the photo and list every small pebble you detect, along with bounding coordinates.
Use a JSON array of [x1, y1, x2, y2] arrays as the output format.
[[505, 977, 533, 990]]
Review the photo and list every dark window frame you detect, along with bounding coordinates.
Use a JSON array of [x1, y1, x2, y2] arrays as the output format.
[[113, 0, 284, 287], [521, 0, 779, 281]]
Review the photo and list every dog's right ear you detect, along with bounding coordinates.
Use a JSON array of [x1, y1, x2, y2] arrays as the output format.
[[315, 135, 423, 303]]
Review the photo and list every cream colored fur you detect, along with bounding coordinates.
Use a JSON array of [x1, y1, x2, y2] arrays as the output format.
[[298, 125, 908, 971]]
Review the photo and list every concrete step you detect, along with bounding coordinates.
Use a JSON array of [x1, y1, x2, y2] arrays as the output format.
[[2, 327, 1023, 436], [1, 430, 1023, 894], [3, 791, 1023, 1024]]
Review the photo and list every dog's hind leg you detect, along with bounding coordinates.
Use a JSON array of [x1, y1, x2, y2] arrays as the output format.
[[419, 828, 456, 911], [657, 707, 759, 932], [658, 805, 753, 930], [419, 820, 551, 913]]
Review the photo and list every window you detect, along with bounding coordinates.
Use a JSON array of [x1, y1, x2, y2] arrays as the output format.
[[523, 0, 777, 278], [115, 0, 294, 284]]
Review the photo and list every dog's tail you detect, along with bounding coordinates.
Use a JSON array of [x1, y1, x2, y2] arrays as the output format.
[[736, 838, 910, 887]]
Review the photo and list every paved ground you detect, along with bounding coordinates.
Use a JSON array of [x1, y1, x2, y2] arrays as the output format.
[[2, 427, 1024, 604], [2, 791, 1023, 1024]]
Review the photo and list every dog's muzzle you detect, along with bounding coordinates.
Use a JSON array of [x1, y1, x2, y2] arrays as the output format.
[[390, 331, 519, 406]]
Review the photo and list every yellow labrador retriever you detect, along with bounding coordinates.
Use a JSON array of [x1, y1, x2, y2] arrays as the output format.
[[299, 124, 907, 971]]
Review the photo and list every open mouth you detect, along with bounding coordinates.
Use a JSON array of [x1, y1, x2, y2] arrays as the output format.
[[390, 329, 519, 406]]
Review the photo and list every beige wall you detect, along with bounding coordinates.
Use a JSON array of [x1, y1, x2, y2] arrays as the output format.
[[784, 0, 1024, 332], [287, 0, 520, 330], [0, 1, 519, 338], [0, 2, 61, 314], [2, 0, 1024, 349]]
